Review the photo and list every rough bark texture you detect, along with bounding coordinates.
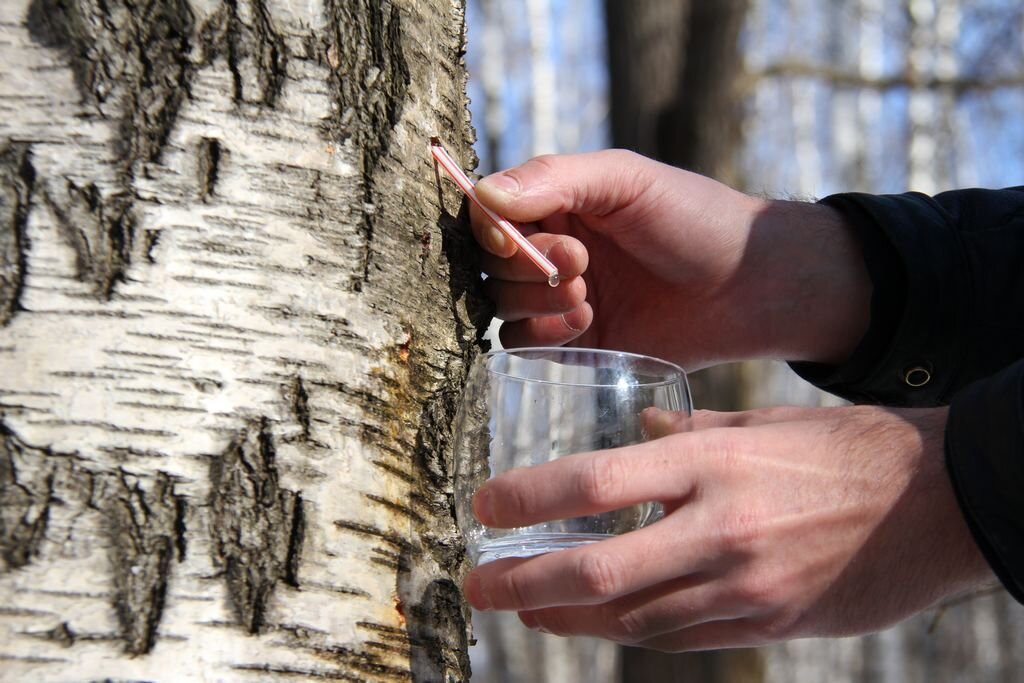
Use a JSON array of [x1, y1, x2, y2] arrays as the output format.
[[0, 0, 486, 680]]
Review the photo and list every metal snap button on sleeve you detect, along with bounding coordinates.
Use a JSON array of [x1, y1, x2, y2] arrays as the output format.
[[903, 365, 931, 387]]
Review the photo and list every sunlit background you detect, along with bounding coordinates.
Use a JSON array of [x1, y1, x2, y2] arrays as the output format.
[[463, 0, 1024, 681]]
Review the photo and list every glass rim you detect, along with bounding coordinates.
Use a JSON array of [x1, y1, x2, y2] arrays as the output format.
[[480, 346, 688, 389]]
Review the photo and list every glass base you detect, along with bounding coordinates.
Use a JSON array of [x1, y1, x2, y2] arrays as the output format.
[[475, 532, 611, 565]]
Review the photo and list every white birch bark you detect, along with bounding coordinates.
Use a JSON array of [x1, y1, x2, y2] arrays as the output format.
[[0, 0, 487, 680]]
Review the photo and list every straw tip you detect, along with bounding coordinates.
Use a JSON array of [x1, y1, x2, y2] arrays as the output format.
[[429, 136, 442, 146]]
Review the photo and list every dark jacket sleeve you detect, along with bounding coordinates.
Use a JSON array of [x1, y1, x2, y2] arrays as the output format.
[[789, 187, 1024, 602]]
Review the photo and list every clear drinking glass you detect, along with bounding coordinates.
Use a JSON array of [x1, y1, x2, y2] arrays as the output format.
[[454, 347, 691, 565]]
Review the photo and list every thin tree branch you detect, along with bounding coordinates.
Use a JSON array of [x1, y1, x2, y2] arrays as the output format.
[[749, 60, 1024, 93]]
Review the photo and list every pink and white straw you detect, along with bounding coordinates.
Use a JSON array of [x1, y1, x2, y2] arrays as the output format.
[[430, 137, 560, 287]]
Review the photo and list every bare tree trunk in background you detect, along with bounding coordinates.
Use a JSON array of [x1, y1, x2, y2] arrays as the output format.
[[604, 0, 748, 188], [604, 0, 688, 161], [604, 1, 761, 681], [0, 0, 488, 680], [480, 0, 507, 174], [525, 0, 557, 156]]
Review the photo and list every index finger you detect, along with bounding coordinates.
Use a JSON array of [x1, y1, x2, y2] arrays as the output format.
[[473, 435, 702, 529], [481, 233, 589, 283]]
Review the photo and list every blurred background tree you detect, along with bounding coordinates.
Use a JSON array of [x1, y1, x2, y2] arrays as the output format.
[[464, 0, 1024, 681]]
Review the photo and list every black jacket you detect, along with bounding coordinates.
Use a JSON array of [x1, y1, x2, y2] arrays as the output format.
[[789, 187, 1024, 602]]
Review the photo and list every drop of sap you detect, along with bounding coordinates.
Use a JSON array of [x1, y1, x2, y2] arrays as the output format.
[[547, 272, 561, 287]]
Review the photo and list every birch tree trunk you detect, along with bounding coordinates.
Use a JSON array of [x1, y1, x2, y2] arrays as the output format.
[[0, 0, 488, 680]]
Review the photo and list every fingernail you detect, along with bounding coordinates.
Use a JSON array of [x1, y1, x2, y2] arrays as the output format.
[[484, 225, 509, 254], [641, 407, 678, 439], [478, 172, 520, 197], [473, 487, 495, 526], [464, 573, 493, 611], [561, 311, 583, 333]]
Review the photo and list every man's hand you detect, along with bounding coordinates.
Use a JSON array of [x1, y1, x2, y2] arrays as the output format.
[[462, 406, 994, 651], [471, 150, 872, 369]]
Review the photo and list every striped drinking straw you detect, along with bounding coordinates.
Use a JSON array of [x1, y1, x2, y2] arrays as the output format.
[[430, 137, 561, 287]]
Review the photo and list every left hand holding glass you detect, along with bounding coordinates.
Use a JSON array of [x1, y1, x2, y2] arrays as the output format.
[[463, 405, 995, 651]]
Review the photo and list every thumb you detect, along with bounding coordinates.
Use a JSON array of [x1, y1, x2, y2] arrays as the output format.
[[476, 150, 653, 223]]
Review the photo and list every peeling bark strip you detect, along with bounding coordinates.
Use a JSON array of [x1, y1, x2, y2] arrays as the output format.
[[198, 0, 287, 107], [103, 470, 185, 655], [323, 0, 410, 181], [0, 144, 34, 327], [0, 422, 53, 571], [209, 418, 305, 634]]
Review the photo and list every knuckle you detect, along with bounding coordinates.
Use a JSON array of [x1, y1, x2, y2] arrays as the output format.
[[603, 607, 649, 644], [498, 570, 534, 610], [524, 154, 560, 181], [730, 571, 782, 613], [717, 508, 762, 551], [577, 455, 626, 508], [707, 431, 756, 483], [498, 477, 535, 525], [603, 148, 641, 166], [533, 609, 569, 636], [574, 550, 623, 601]]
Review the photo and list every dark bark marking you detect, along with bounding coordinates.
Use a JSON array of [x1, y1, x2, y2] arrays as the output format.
[[102, 470, 183, 655], [196, 138, 222, 202], [322, 0, 409, 181], [363, 493, 425, 524], [32, 621, 77, 647], [26, 0, 194, 169], [401, 578, 469, 682], [0, 143, 35, 327], [284, 492, 304, 589], [230, 664, 362, 681], [331, 519, 411, 551], [0, 422, 54, 572], [43, 180, 134, 299], [288, 375, 311, 441], [198, 0, 287, 107], [209, 417, 305, 634], [322, 0, 410, 288], [26, 0, 194, 295], [142, 229, 162, 264], [174, 495, 187, 562], [307, 643, 415, 681]]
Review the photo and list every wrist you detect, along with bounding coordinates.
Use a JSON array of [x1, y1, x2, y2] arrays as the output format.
[[738, 199, 873, 364]]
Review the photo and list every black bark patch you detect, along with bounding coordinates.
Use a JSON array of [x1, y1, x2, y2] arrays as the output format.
[[42, 622, 76, 647], [401, 578, 469, 683], [288, 375, 311, 440], [25, 0, 193, 169], [322, 0, 410, 184], [102, 470, 182, 655], [0, 422, 54, 571], [198, 0, 287, 107], [0, 144, 34, 327], [43, 180, 134, 299], [25, 0, 194, 295], [196, 138, 223, 201], [209, 418, 305, 634]]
